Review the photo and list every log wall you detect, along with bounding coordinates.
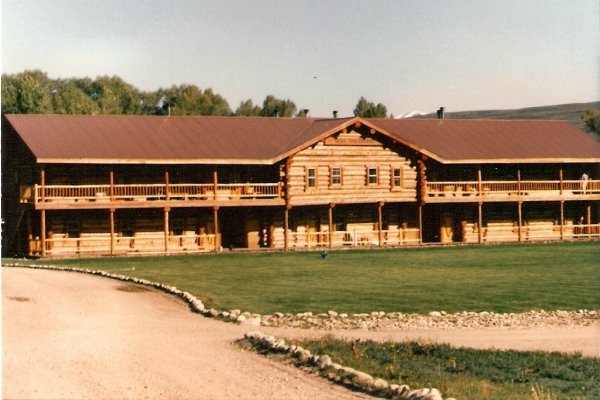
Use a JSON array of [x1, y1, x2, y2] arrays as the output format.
[[286, 131, 417, 206]]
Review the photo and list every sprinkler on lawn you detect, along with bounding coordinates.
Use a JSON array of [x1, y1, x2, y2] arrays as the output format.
[[320, 251, 329, 259]]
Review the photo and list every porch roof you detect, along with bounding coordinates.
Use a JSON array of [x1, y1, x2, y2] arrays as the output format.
[[4, 114, 600, 165]]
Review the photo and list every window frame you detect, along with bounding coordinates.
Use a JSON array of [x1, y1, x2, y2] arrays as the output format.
[[367, 166, 379, 186], [305, 167, 317, 190], [330, 166, 342, 187], [391, 166, 403, 189]]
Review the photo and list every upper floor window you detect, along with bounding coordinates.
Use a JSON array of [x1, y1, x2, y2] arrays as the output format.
[[392, 167, 403, 188], [330, 167, 342, 186], [367, 167, 378, 185], [306, 167, 316, 189]]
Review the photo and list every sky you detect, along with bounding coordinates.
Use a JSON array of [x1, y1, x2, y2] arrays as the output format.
[[1, 0, 599, 117]]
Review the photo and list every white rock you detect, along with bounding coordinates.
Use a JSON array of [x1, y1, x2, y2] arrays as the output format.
[[236, 315, 247, 322], [241, 317, 261, 327], [317, 355, 333, 369], [428, 311, 442, 318], [327, 310, 338, 317], [371, 378, 389, 391]]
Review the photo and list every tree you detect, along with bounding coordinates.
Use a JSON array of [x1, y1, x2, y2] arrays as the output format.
[[235, 99, 262, 116], [353, 96, 388, 118], [90, 76, 143, 114], [581, 108, 600, 135], [1, 70, 52, 114], [260, 95, 297, 117], [50, 79, 99, 114]]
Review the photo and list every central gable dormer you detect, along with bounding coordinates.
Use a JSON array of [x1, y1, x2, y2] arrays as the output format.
[[283, 119, 418, 206]]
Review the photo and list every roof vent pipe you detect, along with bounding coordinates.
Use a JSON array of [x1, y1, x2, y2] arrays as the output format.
[[437, 107, 445, 119], [333, 110, 338, 119]]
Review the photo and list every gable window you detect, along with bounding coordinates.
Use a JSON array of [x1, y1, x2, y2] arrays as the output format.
[[306, 168, 316, 189], [330, 167, 342, 186], [392, 167, 403, 188], [367, 167, 378, 185]]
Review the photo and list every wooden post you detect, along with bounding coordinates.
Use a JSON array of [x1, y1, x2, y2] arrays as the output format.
[[109, 170, 115, 201], [27, 213, 32, 256], [109, 208, 115, 255], [477, 168, 482, 197], [477, 202, 483, 244], [213, 206, 219, 251], [517, 202, 523, 242], [418, 205, 423, 245], [378, 202, 384, 247], [284, 207, 289, 250], [560, 201, 564, 240], [40, 209, 46, 257], [328, 204, 334, 249], [40, 168, 46, 203], [165, 171, 170, 201], [213, 169, 218, 200], [586, 203, 592, 236], [517, 169, 521, 195], [163, 207, 170, 253], [559, 169, 564, 195]]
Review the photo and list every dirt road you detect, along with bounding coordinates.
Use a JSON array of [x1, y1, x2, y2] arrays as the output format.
[[3, 267, 599, 399]]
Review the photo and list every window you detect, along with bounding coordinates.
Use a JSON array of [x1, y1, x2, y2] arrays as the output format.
[[367, 167, 378, 185], [66, 222, 80, 239], [330, 167, 342, 186], [392, 167, 403, 188], [306, 168, 316, 189]]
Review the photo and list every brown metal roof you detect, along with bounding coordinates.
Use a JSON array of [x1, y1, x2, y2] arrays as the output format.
[[371, 119, 600, 163], [4, 114, 600, 165]]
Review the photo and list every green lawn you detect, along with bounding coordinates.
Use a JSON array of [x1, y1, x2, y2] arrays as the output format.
[[292, 337, 600, 399], [9, 241, 600, 315]]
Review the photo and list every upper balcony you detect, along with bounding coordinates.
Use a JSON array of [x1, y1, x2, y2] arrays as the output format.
[[21, 182, 285, 209], [426, 179, 600, 203]]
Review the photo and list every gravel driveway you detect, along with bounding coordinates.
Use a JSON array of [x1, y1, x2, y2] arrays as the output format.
[[3, 267, 599, 399]]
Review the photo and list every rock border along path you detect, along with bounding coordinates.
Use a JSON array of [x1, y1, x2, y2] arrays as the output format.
[[4, 263, 599, 399]]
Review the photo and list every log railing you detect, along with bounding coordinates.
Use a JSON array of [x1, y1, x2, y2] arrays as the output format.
[[426, 180, 600, 199], [286, 228, 420, 249], [27, 182, 283, 204]]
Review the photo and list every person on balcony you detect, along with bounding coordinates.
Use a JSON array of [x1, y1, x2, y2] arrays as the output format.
[[580, 172, 589, 194]]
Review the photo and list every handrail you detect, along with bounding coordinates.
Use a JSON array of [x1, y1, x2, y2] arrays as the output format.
[[286, 228, 420, 248], [31, 182, 283, 203], [426, 179, 600, 198]]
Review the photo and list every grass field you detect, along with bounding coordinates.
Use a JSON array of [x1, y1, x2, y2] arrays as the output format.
[[14, 241, 600, 315], [291, 337, 600, 399]]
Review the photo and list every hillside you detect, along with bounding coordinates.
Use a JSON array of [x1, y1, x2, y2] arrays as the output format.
[[416, 101, 600, 132]]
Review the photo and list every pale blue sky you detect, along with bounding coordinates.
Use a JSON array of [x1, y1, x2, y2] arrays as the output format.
[[2, 0, 599, 117]]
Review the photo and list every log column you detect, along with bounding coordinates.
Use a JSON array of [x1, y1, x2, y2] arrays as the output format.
[[213, 170, 219, 200], [378, 202, 384, 247], [284, 207, 290, 250], [586, 203, 592, 236], [40, 209, 46, 257], [559, 169, 564, 196], [213, 206, 220, 251], [328, 204, 334, 249], [109, 208, 115, 255], [517, 201, 523, 242], [40, 168, 46, 203], [109, 170, 115, 201], [560, 201, 565, 240], [418, 205, 423, 245], [164, 207, 170, 253], [477, 202, 483, 244], [165, 171, 170, 201]]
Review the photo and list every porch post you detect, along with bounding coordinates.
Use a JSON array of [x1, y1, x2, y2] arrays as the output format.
[[164, 207, 170, 253], [109, 208, 115, 255], [477, 168, 482, 197], [165, 171, 170, 201], [560, 201, 564, 240], [27, 213, 33, 256], [559, 169, 564, 195], [40, 167, 46, 203], [109, 170, 115, 201], [586, 203, 591, 236], [40, 209, 46, 257], [284, 207, 290, 250], [213, 206, 220, 251], [517, 201, 523, 242], [213, 169, 218, 200], [477, 202, 483, 244], [418, 205, 423, 245], [378, 202, 384, 247], [328, 203, 334, 249], [517, 169, 521, 195]]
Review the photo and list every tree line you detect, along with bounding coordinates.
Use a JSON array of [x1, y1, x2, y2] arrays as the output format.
[[1, 70, 389, 118]]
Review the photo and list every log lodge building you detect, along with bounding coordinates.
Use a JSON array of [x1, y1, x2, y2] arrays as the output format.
[[2, 114, 599, 258]]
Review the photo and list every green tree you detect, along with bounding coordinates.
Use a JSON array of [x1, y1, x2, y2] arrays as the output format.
[[50, 79, 99, 114], [235, 99, 262, 116], [260, 95, 297, 117], [353, 96, 388, 118], [90, 76, 143, 114], [1, 70, 52, 114], [581, 108, 600, 135]]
